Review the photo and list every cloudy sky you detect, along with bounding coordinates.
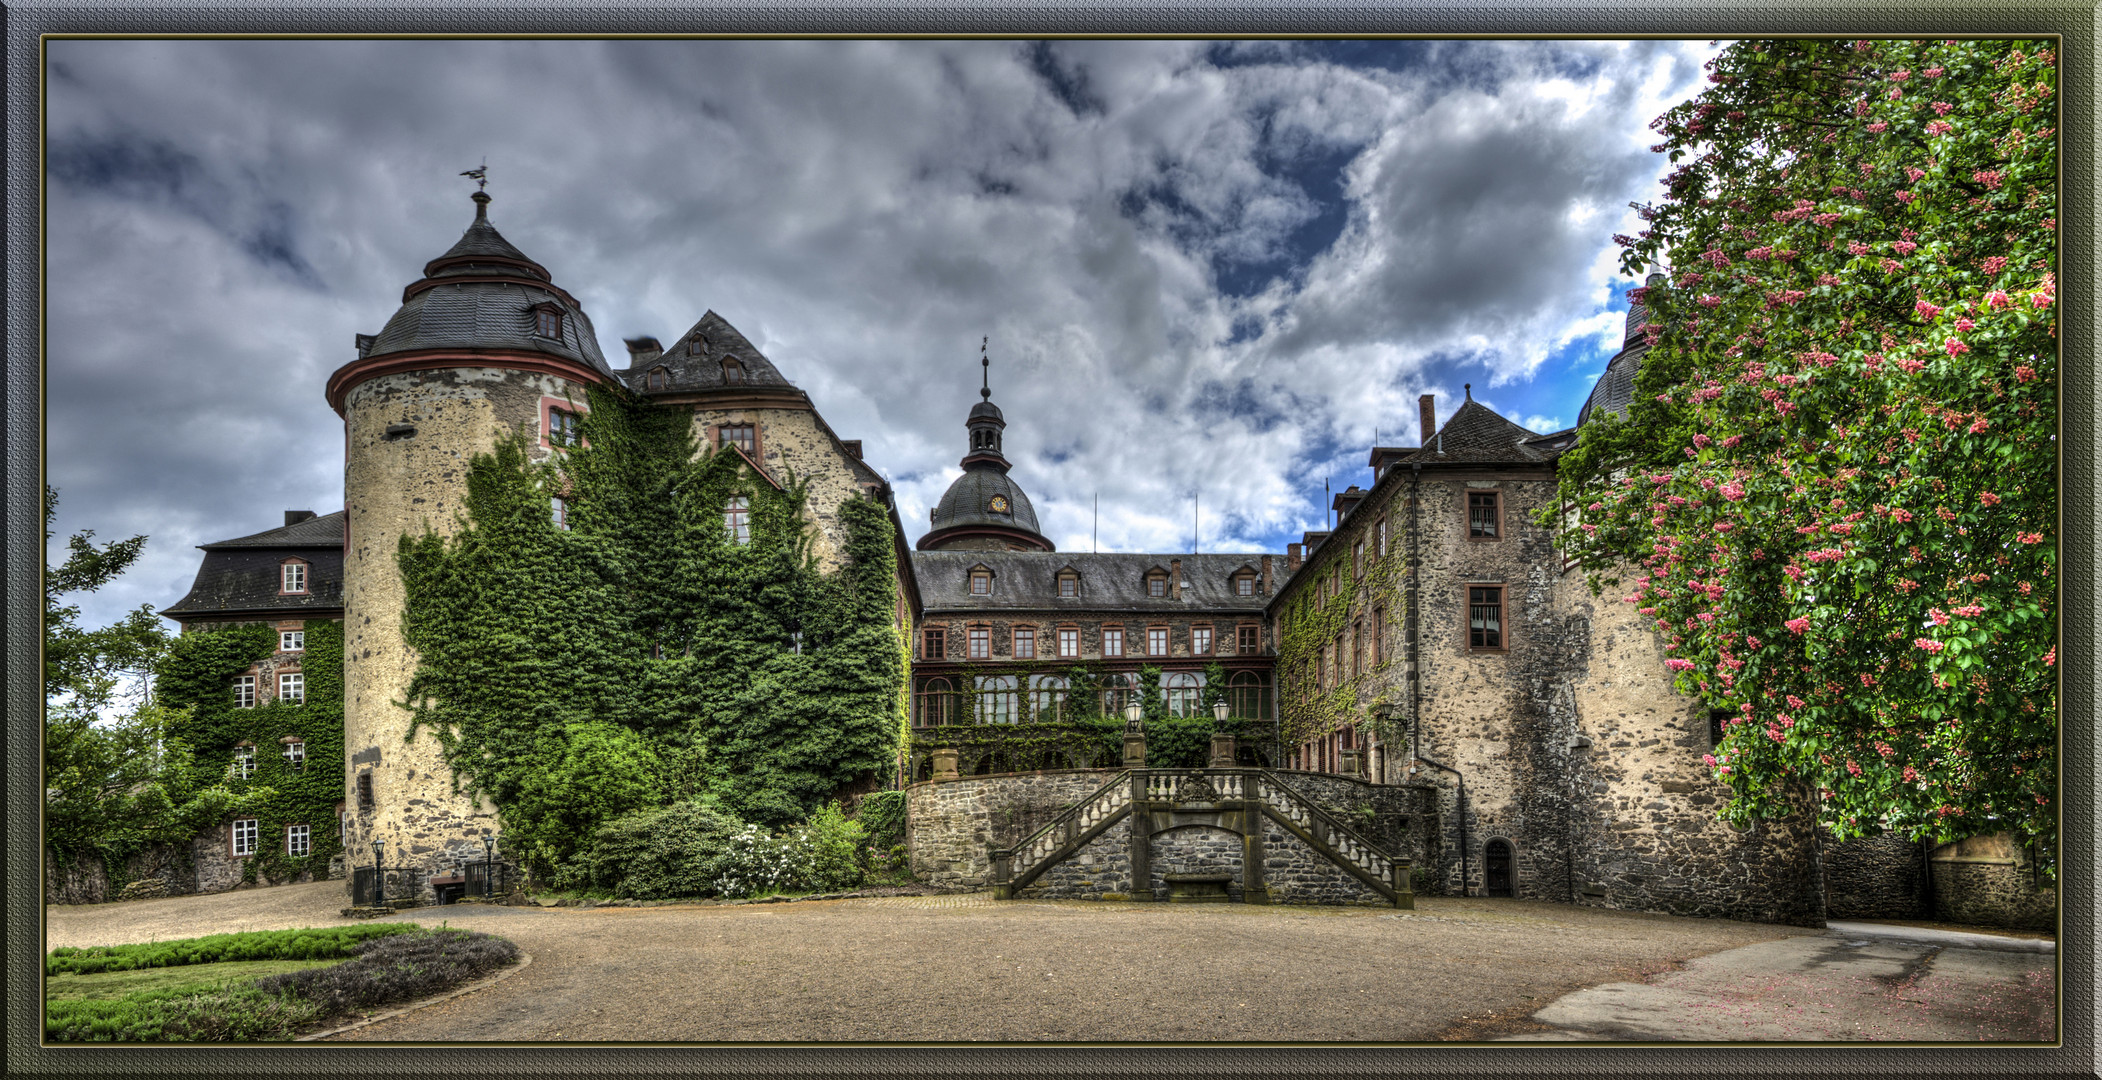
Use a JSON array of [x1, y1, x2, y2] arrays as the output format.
[[44, 38, 1718, 631]]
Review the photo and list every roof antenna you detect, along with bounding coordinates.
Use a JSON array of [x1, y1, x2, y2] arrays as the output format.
[[1193, 490, 1199, 555], [1094, 492, 1098, 554], [980, 336, 991, 401], [1326, 476, 1332, 530]]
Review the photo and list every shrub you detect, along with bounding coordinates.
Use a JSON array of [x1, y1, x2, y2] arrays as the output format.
[[709, 804, 866, 898], [251, 928, 518, 1017], [796, 802, 865, 893], [855, 790, 905, 853], [45, 985, 323, 1043], [583, 798, 747, 900]]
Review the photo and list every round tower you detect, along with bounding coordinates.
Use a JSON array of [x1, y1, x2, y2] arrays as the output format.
[[917, 344, 1053, 552], [326, 188, 615, 896]]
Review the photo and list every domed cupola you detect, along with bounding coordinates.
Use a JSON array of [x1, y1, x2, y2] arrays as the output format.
[[917, 342, 1054, 553], [327, 188, 613, 412], [1576, 272, 1665, 428]]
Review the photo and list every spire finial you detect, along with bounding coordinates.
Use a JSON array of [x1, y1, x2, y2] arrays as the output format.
[[1464, 382, 1472, 401], [980, 336, 991, 401], [461, 158, 490, 219]]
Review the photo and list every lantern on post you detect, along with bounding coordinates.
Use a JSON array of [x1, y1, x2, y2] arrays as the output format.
[[371, 838, 386, 905], [1121, 699, 1147, 769]]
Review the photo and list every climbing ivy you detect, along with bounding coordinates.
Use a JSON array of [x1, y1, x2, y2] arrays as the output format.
[[395, 383, 903, 878], [158, 619, 346, 887], [1275, 527, 1406, 751]]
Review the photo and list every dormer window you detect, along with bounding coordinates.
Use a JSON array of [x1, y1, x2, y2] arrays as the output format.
[[1234, 571, 1256, 597], [689, 334, 708, 356], [534, 307, 564, 338], [1057, 570, 1079, 598], [647, 367, 669, 391], [723, 358, 745, 385], [280, 560, 308, 594], [969, 568, 993, 596], [1146, 571, 1168, 599]]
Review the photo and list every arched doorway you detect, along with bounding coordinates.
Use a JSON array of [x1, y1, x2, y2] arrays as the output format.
[[1484, 839, 1514, 897]]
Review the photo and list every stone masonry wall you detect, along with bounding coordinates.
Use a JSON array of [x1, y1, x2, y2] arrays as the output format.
[[1017, 818, 1135, 900], [342, 368, 566, 892], [1929, 833, 2056, 931], [1555, 563, 1825, 925], [1824, 831, 1929, 920], [1147, 825, 1246, 900], [907, 770, 1120, 887], [1260, 819, 1388, 905], [688, 406, 875, 573], [43, 827, 327, 905]]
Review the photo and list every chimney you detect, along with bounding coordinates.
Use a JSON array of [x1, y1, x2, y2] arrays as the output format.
[[624, 336, 663, 367], [285, 510, 316, 526], [1333, 485, 1367, 522], [1287, 543, 1303, 571], [1419, 394, 1437, 445], [1261, 554, 1273, 595], [841, 439, 863, 459], [1169, 558, 1183, 600]]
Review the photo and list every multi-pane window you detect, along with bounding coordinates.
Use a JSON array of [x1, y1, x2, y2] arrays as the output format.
[[1469, 491, 1502, 539], [283, 740, 306, 771], [1102, 627, 1124, 658], [357, 771, 374, 809], [551, 496, 570, 530], [1352, 624, 1364, 676], [724, 496, 750, 544], [1058, 626, 1079, 658], [1317, 645, 1328, 690], [720, 424, 755, 454], [232, 676, 256, 709], [1192, 626, 1212, 656], [648, 367, 669, 391], [286, 824, 311, 857], [976, 675, 1018, 724], [232, 746, 256, 778], [1013, 627, 1036, 660], [1147, 626, 1169, 657], [970, 571, 992, 595], [723, 359, 746, 385], [281, 561, 307, 593], [1375, 518, 1387, 560], [1235, 575, 1254, 596], [968, 624, 990, 660], [1334, 634, 1346, 684], [1470, 586, 1505, 649], [278, 672, 305, 705], [535, 308, 563, 338], [1163, 672, 1201, 718], [1058, 573, 1079, 598], [231, 819, 258, 857], [1146, 574, 1167, 598], [1372, 607, 1385, 666], [280, 630, 304, 652], [1238, 623, 1260, 654], [922, 628, 946, 660], [548, 408, 581, 447], [1353, 540, 1364, 577]]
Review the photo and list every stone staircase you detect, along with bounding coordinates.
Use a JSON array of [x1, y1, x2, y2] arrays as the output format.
[[989, 768, 1413, 907]]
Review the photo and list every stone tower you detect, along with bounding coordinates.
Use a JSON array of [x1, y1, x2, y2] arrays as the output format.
[[325, 190, 617, 889], [917, 347, 1054, 553]]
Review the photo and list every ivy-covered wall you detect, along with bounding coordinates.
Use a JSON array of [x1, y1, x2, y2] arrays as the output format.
[[394, 383, 904, 879], [158, 619, 346, 888]]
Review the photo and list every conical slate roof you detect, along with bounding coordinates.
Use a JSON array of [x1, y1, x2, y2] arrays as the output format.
[[361, 192, 613, 377], [928, 468, 1044, 538], [1577, 274, 1665, 427]]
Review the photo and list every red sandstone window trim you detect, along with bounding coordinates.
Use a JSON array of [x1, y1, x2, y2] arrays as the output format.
[[1191, 624, 1213, 656], [1057, 625, 1080, 659], [968, 623, 991, 660], [1237, 622, 1260, 655], [1146, 625, 1169, 657], [278, 558, 309, 596], [923, 627, 946, 660], [541, 399, 586, 450], [1012, 625, 1036, 660], [1102, 626, 1124, 658], [1467, 490, 1504, 541], [717, 422, 757, 455]]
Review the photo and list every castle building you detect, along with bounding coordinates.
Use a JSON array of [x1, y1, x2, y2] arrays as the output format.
[[906, 358, 1286, 778]]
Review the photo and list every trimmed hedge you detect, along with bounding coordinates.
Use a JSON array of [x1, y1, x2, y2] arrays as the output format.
[[47, 923, 418, 976]]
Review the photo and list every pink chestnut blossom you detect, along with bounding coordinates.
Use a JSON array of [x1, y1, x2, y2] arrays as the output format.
[[1945, 339, 1970, 357], [1785, 617, 1811, 634], [1979, 256, 2009, 274], [1894, 241, 1920, 256], [1985, 289, 2012, 309], [1914, 638, 1946, 653]]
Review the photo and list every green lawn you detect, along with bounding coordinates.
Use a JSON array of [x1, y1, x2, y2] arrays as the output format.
[[45, 959, 342, 1003]]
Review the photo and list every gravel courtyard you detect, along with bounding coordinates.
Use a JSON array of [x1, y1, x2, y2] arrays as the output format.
[[49, 879, 1829, 1042]]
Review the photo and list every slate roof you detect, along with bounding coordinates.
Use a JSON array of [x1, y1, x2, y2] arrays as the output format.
[[362, 196, 615, 378], [1391, 399, 1556, 466], [619, 311, 799, 395], [927, 466, 1043, 538], [161, 512, 345, 620], [1576, 341, 1648, 427], [912, 551, 1287, 614]]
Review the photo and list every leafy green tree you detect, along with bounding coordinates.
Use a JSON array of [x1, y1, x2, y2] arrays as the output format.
[[1555, 40, 2056, 866], [43, 488, 257, 874]]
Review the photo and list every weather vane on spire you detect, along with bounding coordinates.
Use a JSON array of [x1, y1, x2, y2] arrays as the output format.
[[980, 336, 991, 401], [460, 158, 488, 192]]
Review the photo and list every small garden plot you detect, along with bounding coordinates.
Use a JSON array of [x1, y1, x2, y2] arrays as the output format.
[[45, 923, 520, 1042]]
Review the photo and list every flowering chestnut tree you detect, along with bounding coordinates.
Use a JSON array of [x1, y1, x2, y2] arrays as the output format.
[[1554, 39, 2057, 869]]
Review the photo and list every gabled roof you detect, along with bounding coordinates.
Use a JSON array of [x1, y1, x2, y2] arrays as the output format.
[[621, 311, 799, 395], [1392, 399, 1556, 466]]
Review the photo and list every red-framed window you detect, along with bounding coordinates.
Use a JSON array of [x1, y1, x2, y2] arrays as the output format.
[[968, 624, 991, 660], [1468, 491, 1503, 540], [1146, 626, 1169, 657], [724, 496, 751, 544], [1238, 623, 1260, 654], [923, 627, 946, 660], [1191, 625, 1212, 656], [1058, 625, 1080, 658], [719, 423, 756, 454], [1013, 626, 1036, 660], [1102, 627, 1124, 658]]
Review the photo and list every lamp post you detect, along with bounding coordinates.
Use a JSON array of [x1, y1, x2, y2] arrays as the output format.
[[1209, 700, 1236, 769], [480, 833, 496, 898], [1121, 699, 1146, 769], [371, 838, 386, 906]]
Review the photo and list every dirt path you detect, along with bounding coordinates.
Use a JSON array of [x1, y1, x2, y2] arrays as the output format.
[[50, 881, 1828, 1042]]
